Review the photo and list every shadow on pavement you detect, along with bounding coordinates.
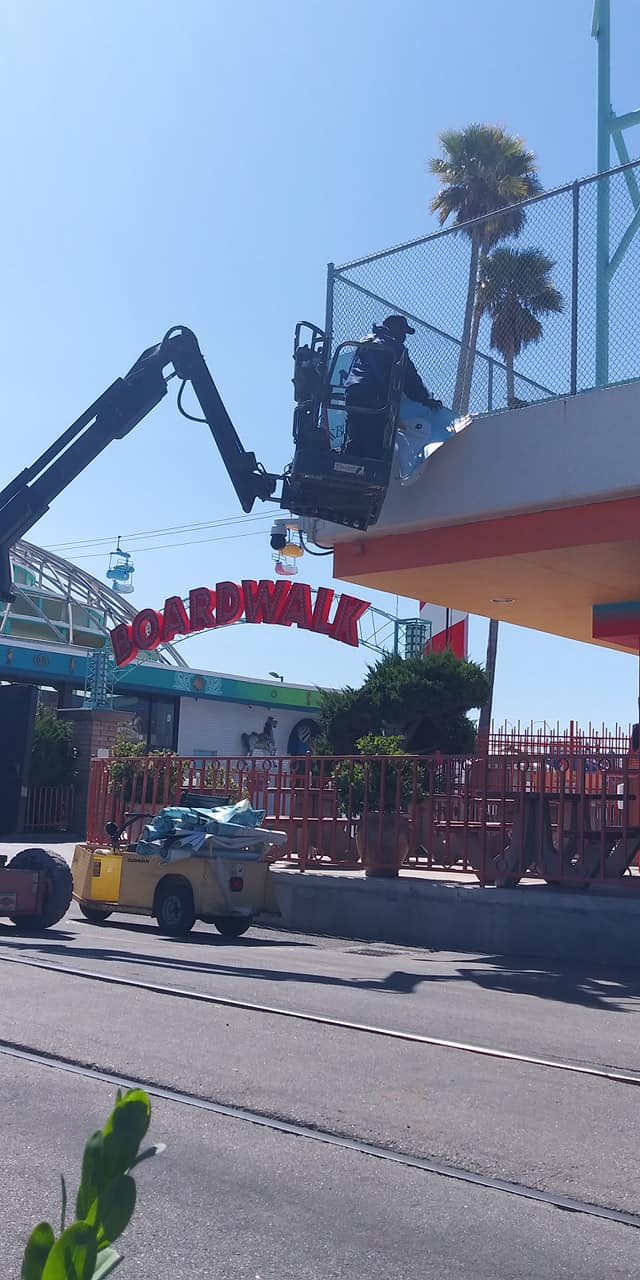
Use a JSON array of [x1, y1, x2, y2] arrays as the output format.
[[3, 920, 640, 1011], [0, 926, 76, 942], [77, 917, 306, 947], [2, 931, 442, 996], [455, 954, 640, 1013]]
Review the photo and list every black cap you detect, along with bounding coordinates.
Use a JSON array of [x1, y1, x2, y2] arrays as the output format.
[[382, 313, 415, 336]]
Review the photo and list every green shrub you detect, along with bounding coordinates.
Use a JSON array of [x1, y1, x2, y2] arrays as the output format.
[[107, 737, 178, 806], [107, 736, 242, 809], [333, 734, 426, 816], [318, 651, 489, 757], [30, 712, 76, 788]]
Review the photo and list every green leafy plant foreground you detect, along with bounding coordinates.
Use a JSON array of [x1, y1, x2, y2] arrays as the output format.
[[21, 1088, 164, 1279]]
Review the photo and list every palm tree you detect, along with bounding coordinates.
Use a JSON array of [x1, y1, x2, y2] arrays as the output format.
[[476, 246, 564, 406], [429, 124, 542, 413], [474, 247, 563, 748]]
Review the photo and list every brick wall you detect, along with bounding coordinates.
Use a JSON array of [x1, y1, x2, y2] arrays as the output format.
[[58, 709, 133, 833]]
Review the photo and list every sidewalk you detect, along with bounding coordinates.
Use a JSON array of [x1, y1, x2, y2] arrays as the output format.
[[0, 836, 78, 866]]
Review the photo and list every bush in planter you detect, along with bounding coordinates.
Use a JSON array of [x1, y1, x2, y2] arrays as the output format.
[[333, 735, 426, 877], [333, 735, 423, 817]]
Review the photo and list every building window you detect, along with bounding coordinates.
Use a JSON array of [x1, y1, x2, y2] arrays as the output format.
[[111, 695, 177, 752], [149, 699, 177, 751], [111, 695, 149, 745]]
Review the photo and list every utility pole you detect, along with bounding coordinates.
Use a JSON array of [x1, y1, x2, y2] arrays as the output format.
[[592, 0, 640, 385]]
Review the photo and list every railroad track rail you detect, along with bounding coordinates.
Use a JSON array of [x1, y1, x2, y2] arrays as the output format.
[[3, 1035, 640, 1232], [1, 951, 639, 1089]]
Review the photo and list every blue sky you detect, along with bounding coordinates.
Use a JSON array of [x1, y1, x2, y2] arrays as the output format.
[[1, 0, 639, 729]]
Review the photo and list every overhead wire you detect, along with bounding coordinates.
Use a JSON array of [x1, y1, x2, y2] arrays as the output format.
[[48, 510, 273, 552], [50, 521, 333, 563], [69, 527, 270, 560]]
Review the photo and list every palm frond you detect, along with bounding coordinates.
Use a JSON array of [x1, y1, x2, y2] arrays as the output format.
[[428, 123, 541, 240]]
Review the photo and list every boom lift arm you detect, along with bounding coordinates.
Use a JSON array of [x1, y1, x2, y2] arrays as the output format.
[[0, 320, 401, 602], [0, 326, 279, 602]]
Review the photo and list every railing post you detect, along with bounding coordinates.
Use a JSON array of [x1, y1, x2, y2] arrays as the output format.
[[570, 180, 580, 396]]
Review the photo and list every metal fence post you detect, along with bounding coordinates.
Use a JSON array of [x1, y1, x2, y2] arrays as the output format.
[[594, 0, 611, 387], [487, 358, 494, 411], [570, 180, 580, 396], [324, 262, 335, 354]]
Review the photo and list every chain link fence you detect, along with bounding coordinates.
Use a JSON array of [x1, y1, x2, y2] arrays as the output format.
[[327, 160, 640, 416]]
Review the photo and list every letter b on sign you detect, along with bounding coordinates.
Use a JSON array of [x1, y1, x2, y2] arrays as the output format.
[[131, 609, 163, 652]]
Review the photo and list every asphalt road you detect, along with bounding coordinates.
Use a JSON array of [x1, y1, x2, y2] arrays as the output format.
[[2, 838, 640, 1277]]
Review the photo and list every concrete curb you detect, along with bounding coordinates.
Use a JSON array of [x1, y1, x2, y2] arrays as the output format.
[[269, 868, 640, 965]]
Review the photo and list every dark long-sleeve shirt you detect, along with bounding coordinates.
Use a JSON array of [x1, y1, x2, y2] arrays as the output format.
[[345, 332, 438, 408]]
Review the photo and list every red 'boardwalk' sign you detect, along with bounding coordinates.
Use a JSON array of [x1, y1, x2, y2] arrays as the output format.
[[110, 579, 371, 666]]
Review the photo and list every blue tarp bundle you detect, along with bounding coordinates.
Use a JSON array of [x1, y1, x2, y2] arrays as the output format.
[[395, 397, 470, 485], [137, 799, 269, 860]]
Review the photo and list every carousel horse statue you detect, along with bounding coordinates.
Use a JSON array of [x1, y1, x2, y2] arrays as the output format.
[[241, 715, 278, 757]]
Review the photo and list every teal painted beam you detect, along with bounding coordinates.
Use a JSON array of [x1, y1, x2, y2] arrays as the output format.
[[611, 108, 640, 132], [608, 201, 640, 279], [0, 639, 321, 711], [612, 129, 640, 208]]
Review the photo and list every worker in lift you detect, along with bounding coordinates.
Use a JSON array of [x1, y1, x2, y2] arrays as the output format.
[[343, 314, 442, 458]]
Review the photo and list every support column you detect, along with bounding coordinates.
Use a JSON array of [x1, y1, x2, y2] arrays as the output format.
[[58, 709, 133, 834]]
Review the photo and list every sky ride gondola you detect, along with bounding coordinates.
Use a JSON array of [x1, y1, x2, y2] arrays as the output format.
[[106, 537, 135, 594]]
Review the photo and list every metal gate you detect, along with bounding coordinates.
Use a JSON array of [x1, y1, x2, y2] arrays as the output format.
[[0, 683, 37, 834]]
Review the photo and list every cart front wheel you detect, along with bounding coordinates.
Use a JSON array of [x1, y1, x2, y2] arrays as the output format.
[[79, 904, 112, 924], [212, 915, 253, 939], [155, 879, 195, 937]]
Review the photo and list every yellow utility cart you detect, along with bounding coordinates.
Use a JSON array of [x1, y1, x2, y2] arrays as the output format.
[[72, 805, 285, 938]]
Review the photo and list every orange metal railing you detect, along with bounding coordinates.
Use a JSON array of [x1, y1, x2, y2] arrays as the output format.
[[489, 720, 632, 760], [86, 750, 640, 888]]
